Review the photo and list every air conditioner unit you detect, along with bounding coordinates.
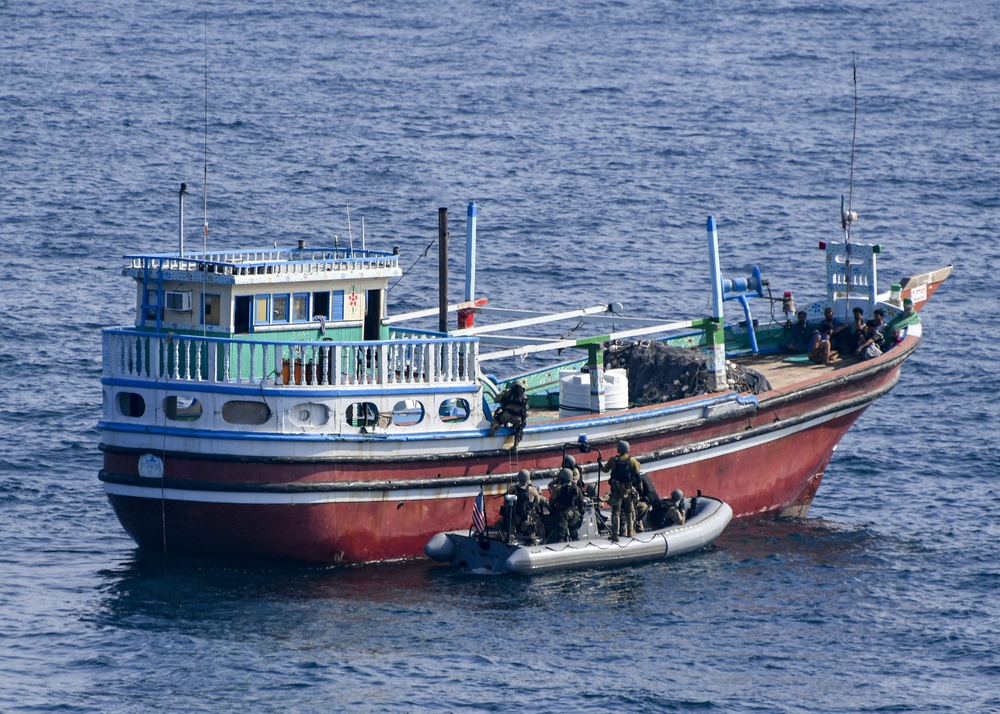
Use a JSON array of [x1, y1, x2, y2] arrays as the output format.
[[165, 291, 193, 312]]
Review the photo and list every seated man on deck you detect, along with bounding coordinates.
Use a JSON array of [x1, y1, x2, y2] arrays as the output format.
[[836, 307, 866, 355], [854, 320, 883, 361], [883, 298, 920, 350], [487, 380, 528, 447], [781, 311, 811, 353], [808, 324, 838, 364]]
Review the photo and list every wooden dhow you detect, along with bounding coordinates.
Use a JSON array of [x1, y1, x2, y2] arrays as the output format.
[[98, 200, 951, 563]]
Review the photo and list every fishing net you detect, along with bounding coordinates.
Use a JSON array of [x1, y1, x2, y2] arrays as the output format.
[[603, 340, 772, 406]]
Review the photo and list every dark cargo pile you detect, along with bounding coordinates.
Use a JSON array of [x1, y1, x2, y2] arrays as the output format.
[[603, 340, 772, 406]]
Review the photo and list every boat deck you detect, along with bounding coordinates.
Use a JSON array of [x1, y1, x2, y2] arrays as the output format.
[[737, 351, 859, 391], [525, 351, 860, 424]]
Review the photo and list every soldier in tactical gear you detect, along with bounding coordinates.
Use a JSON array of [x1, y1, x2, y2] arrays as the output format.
[[633, 471, 660, 532], [560, 453, 597, 499], [664, 488, 687, 526], [601, 440, 640, 542], [497, 469, 544, 544], [488, 380, 529, 447], [550, 468, 584, 542]]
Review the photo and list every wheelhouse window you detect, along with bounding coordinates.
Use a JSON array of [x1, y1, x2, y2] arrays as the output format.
[[271, 294, 289, 323], [292, 293, 310, 322], [255, 295, 270, 324]]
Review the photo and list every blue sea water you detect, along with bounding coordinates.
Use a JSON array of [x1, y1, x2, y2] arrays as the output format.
[[2, 1, 999, 712]]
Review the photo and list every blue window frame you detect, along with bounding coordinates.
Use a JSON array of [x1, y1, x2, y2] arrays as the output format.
[[255, 295, 270, 325], [292, 293, 310, 322], [272, 294, 290, 323]]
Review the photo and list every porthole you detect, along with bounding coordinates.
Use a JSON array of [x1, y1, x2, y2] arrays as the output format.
[[392, 399, 425, 427], [439, 398, 470, 423], [288, 403, 330, 427], [164, 395, 203, 422], [346, 402, 379, 428], [222, 400, 271, 425], [116, 392, 146, 418]]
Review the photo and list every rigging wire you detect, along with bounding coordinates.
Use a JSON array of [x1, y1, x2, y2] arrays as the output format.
[[388, 236, 437, 292]]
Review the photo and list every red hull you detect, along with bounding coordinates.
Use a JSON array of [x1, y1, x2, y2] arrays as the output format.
[[106, 408, 862, 563], [102, 347, 901, 563]]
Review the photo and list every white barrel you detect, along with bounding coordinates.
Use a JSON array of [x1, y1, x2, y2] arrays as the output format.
[[559, 368, 629, 418]]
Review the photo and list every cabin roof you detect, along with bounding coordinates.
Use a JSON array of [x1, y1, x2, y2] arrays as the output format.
[[122, 246, 402, 285]]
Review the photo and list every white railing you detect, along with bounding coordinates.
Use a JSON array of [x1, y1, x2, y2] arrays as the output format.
[[124, 248, 400, 279], [103, 329, 479, 388]]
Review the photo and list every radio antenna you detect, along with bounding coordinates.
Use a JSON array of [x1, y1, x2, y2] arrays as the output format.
[[839, 52, 859, 318], [346, 203, 354, 254], [202, 11, 209, 256], [200, 12, 210, 338], [847, 51, 858, 242]]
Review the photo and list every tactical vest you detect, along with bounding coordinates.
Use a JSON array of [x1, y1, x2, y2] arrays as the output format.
[[514, 488, 531, 518], [610, 456, 635, 486], [554, 484, 579, 511]]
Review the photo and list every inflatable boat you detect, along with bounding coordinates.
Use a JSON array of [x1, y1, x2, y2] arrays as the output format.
[[424, 494, 732, 575]]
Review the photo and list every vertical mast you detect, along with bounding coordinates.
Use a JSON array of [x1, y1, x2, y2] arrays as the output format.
[[438, 207, 449, 334], [464, 201, 477, 302], [705, 216, 727, 392], [178, 183, 188, 257]]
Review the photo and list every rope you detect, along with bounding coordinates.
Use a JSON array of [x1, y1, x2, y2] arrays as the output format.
[[388, 237, 437, 292]]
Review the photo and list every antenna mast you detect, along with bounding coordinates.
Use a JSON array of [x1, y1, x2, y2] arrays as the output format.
[[202, 11, 209, 256], [839, 53, 859, 315], [847, 51, 858, 243]]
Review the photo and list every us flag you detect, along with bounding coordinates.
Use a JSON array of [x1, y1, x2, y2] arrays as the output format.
[[472, 490, 486, 534]]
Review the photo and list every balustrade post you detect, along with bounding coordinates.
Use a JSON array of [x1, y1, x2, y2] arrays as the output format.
[[208, 340, 219, 383], [175, 338, 183, 379], [150, 336, 161, 380], [378, 343, 388, 385], [183, 338, 192, 380]]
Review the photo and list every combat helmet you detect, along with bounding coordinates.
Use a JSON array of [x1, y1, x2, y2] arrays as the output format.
[[617, 440, 630, 455], [557, 468, 573, 484], [562, 454, 577, 470], [517, 469, 531, 486], [671, 489, 684, 502]]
